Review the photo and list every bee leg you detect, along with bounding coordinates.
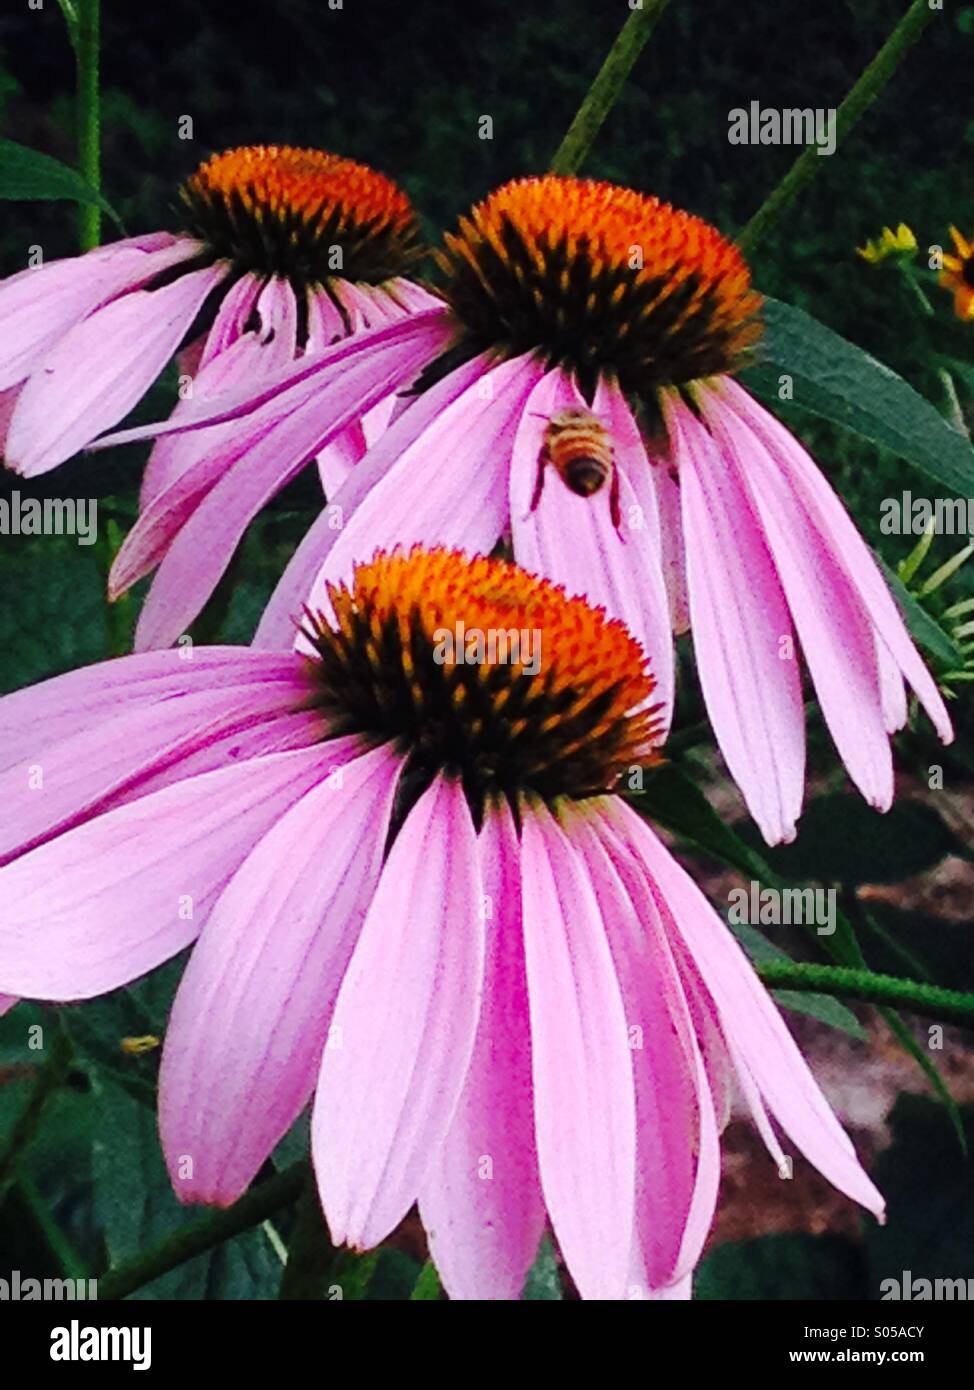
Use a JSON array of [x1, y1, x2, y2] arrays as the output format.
[[526, 454, 547, 519], [609, 469, 624, 538]]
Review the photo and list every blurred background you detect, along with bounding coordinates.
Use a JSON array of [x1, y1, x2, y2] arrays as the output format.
[[0, 0, 972, 1299]]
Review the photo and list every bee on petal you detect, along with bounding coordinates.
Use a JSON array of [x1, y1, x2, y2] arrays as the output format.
[[529, 408, 622, 532]]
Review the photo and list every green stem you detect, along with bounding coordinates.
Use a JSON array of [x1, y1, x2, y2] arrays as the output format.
[[0, 1021, 72, 1207], [98, 1160, 307, 1300], [76, 0, 101, 251], [549, 0, 673, 175], [277, 1169, 339, 1300], [739, 0, 936, 253], [19, 1173, 90, 1282], [757, 960, 974, 1027]]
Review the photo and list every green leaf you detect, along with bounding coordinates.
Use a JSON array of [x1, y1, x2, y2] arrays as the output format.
[[740, 297, 974, 496], [0, 536, 110, 696], [731, 922, 866, 1039], [0, 139, 121, 225], [863, 1097, 974, 1292], [757, 794, 966, 886], [410, 1260, 442, 1300], [629, 764, 965, 1140], [881, 560, 965, 668], [696, 1233, 869, 1300], [521, 1236, 564, 1299], [90, 1072, 281, 1298]]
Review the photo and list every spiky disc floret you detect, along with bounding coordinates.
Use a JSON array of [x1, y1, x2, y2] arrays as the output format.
[[180, 145, 423, 286], [436, 175, 763, 396], [304, 546, 662, 807]]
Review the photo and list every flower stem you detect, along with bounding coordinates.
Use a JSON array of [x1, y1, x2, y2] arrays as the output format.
[[276, 1169, 339, 1299], [0, 1020, 73, 1208], [549, 0, 673, 176], [76, 0, 101, 251], [738, 0, 937, 253], [98, 1160, 307, 1300], [757, 960, 974, 1028]]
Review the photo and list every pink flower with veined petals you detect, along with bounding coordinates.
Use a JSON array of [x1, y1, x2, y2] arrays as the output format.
[[97, 175, 951, 844], [0, 145, 446, 646], [0, 546, 883, 1300]]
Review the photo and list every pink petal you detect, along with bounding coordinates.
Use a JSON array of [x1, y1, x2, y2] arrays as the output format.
[[7, 263, 228, 475], [94, 306, 455, 447], [0, 672, 319, 863], [519, 797, 635, 1300], [717, 380, 952, 744], [0, 646, 306, 774], [0, 234, 203, 393], [651, 456, 691, 634], [160, 742, 403, 1205], [419, 797, 546, 1300], [510, 369, 674, 730], [573, 806, 719, 1288], [253, 351, 493, 651], [609, 799, 885, 1220], [667, 394, 805, 846], [301, 352, 544, 640], [0, 994, 17, 1017], [130, 317, 453, 649], [700, 387, 893, 811], [196, 272, 264, 373], [0, 743, 345, 1002], [314, 775, 485, 1249], [305, 287, 347, 351], [114, 289, 305, 597]]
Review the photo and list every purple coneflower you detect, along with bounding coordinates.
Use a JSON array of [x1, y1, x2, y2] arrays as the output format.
[[0, 145, 444, 643], [0, 546, 882, 1299], [99, 175, 951, 844]]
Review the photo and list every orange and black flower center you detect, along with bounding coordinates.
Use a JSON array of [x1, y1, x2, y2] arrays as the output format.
[[435, 175, 763, 397], [303, 546, 661, 806], [180, 145, 423, 286]]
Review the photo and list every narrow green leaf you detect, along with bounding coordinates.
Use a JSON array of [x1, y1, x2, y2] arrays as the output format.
[[410, 1260, 442, 1300], [881, 561, 965, 668], [0, 138, 120, 226], [740, 297, 974, 495]]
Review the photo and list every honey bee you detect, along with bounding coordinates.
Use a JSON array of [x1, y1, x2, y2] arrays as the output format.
[[529, 408, 621, 532]]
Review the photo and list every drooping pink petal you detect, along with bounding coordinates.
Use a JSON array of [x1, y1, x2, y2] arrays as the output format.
[[129, 316, 455, 650], [510, 369, 674, 730], [518, 797, 636, 1301], [878, 641, 908, 734], [300, 352, 545, 640], [608, 799, 885, 1220], [113, 289, 305, 598], [253, 351, 493, 650], [305, 287, 347, 351], [0, 743, 344, 1002], [315, 420, 367, 498], [573, 806, 719, 1289], [160, 742, 403, 1205], [0, 994, 16, 1016], [314, 775, 485, 1249], [0, 234, 203, 393], [195, 272, 264, 374], [0, 647, 306, 772], [0, 383, 22, 456], [94, 306, 455, 447], [7, 263, 228, 475], [667, 393, 805, 846], [716, 380, 952, 744], [419, 796, 546, 1301], [650, 455, 691, 634], [0, 672, 319, 863], [700, 386, 894, 811]]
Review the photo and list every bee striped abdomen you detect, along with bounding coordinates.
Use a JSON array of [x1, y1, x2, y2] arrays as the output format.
[[544, 409, 613, 498]]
